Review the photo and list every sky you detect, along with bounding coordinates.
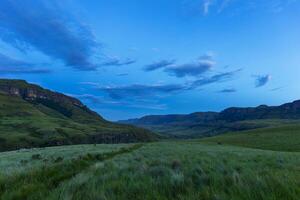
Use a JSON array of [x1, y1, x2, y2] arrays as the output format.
[[0, 0, 300, 121]]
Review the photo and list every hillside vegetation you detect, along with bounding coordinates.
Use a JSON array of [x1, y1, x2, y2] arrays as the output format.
[[201, 124, 300, 152], [0, 79, 156, 151]]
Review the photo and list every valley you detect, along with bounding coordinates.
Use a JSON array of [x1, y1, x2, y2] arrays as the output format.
[[1, 79, 300, 200]]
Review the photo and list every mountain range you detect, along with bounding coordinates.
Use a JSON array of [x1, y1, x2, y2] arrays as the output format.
[[0, 79, 156, 151], [120, 100, 300, 138]]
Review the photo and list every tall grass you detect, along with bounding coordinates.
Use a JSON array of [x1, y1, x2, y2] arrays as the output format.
[[200, 124, 300, 152], [1, 142, 300, 200], [0, 144, 142, 200]]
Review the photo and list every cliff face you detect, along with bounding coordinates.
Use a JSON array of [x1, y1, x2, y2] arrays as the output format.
[[0, 79, 104, 122]]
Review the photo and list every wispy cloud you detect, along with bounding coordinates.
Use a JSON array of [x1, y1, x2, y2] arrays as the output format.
[[203, 0, 214, 15], [71, 93, 168, 110], [70, 94, 120, 105], [218, 88, 236, 93], [191, 69, 242, 88], [254, 74, 271, 88], [0, 53, 50, 74], [270, 86, 285, 92], [218, 0, 232, 13], [101, 57, 136, 67], [144, 54, 216, 77], [189, 0, 299, 16], [81, 68, 240, 101], [165, 60, 215, 77], [94, 84, 188, 100], [144, 59, 176, 71], [0, 0, 99, 71], [117, 73, 129, 76]]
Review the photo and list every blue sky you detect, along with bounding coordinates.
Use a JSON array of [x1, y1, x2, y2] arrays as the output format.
[[0, 0, 300, 120]]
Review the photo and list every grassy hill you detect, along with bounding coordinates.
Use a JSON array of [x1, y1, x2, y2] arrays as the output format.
[[0, 79, 156, 151], [0, 141, 299, 199], [200, 124, 300, 152]]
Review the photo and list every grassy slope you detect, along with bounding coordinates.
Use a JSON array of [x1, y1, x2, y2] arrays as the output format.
[[0, 93, 156, 151], [200, 124, 300, 152], [130, 119, 300, 139], [0, 142, 300, 200]]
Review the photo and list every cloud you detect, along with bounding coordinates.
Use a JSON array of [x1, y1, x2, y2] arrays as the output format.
[[92, 83, 188, 100], [188, 0, 298, 16], [0, 0, 98, 71], [0, 53, 50, 74], [101, 57, 136, 67], [144, 59, 176, 71], [270, 86, 285, 92], [254, 74, 271, 88], [71, 93, 167, 110], [165, 60, 214, 77], [203, 0, 214, 15], [79, 82, 100, 87], [144, 54, 216, 77], [71, 94, 120, 105], [81, 68, 240, 101], [117, 73, 129, 76], [218, 0, 232, 13], [191, 69, 242, 88], [218, 88, 236, 93]]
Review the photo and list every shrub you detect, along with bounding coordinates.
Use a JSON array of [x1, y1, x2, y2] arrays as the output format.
[[31, 154, 42, 160], [171, 160, 181, 171], [20, 159, 28, 165], [54, 157, 64, 163], [148, 165, 171, 179]]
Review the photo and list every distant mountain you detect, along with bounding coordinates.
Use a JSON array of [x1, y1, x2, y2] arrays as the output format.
[[219, 101, 300, 121], [0, 79, 156, 151], [123, 112, 219, 126], [120, 101, 300, 138]]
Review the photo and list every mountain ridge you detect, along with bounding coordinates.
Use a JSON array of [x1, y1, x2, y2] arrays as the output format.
[[120, 100, 300, 138], [0, 79, 157, 151], [122, 100, 300, 124]]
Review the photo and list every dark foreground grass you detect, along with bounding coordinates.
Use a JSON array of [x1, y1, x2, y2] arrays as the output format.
[[200, 124, 300, 152], [1, 142, 300, 200]]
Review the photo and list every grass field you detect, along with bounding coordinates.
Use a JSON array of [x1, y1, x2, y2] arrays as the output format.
[[1, 139, 300, 200], [200, 124, 300, 152], [0, 144, 130, 175]]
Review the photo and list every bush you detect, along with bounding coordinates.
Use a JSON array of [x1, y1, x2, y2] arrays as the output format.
[[31, 154, 42, 160], [171, 160, 181, 171], [20, 159, 28, 165], [54, 156, 64, 163]]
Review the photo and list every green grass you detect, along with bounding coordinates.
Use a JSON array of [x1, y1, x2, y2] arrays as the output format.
[[0, 141, 300, 200], [200, 124, 300, 152], [0, 143, 130, 175]]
